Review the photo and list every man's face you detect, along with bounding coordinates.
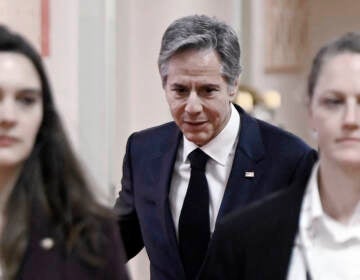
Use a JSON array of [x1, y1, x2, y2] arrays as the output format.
[[164, 49, 236, 146]]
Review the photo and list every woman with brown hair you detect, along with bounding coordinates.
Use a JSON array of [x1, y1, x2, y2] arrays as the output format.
[[0, 25, 128, 279]]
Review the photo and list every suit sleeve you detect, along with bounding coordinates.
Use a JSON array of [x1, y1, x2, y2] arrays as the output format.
[[199, 221, 245, 280], [114, 134, 144, 260], [288, 148, 318, 187], [104, 222, 131, 280]]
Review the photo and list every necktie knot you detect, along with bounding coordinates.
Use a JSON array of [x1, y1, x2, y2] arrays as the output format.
[[188, 148, 209, 171]]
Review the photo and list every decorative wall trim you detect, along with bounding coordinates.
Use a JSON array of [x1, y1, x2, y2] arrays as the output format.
[[264, 0, 308, 72]]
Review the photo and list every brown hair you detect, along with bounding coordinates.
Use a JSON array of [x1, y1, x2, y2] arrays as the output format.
[[0, 25, 113, 279], [308, 32, 360, 99]]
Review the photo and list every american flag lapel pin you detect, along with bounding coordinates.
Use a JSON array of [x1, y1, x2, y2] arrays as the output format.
[[245, 171, 255, 178]]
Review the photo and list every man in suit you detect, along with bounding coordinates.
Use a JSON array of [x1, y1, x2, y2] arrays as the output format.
[[115, 14, 316, 280]]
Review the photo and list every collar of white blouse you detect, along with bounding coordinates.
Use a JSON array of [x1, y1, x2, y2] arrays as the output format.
[[289, 162, 360, 280]]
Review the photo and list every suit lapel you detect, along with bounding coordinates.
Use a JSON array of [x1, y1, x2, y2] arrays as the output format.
[[20, 210, 64, 280], [217, 107, 266, 221], [146, 125, 185, 274]]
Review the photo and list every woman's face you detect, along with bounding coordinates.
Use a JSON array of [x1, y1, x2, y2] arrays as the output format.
[[310, 52, 360, 168], [0, 52, 43, 170]]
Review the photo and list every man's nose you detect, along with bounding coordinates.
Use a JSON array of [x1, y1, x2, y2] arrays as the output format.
[[185, 92, 203, 114]]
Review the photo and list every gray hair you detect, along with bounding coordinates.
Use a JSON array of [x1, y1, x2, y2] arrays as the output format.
[[308, 32, 360, 99], [158, 15, 241, 88]]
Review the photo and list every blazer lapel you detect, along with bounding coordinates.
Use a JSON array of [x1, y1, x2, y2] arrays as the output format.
[[146, 126, 185, 274], [20, 209, 63, 280], [217, 107, 266, 221]]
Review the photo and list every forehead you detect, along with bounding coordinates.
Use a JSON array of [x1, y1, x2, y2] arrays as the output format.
[[315, 52, 360, 94], [166, 49, 224, 83], [0, 51, 41, 89]]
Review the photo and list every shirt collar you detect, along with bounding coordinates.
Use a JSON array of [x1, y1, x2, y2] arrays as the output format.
[[182, 103, 240, 165], [300, 162, 360, 244], [301, 162, 322, 223]]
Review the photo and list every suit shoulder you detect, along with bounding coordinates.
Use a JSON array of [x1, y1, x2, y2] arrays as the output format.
[[257, 119, 309, 147], [130, 121, 178, 140], [255, 119, 312, 154], [126, 122, 180, 155]]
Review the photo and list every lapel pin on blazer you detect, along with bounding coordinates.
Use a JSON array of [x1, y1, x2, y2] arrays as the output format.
[[245, 171, 255, 178], [40, 237, 54, 250]]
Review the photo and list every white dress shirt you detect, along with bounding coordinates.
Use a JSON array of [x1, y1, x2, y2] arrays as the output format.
[[287, 162, 360, 280], [169, 104, 240, 238]]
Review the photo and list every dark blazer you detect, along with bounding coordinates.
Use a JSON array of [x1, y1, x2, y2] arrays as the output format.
[[199, 161, 314, 280], [115, 105, 317, 280], [18, 217, 129, 280]]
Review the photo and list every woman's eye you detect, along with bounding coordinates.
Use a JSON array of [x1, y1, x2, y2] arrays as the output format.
[[322, 98, 343, 107], [18, 96, 37, 106]]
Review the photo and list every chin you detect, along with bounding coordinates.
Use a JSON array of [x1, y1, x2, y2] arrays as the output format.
[[0, 155, 26, 170], [335, 157, 360, 170], [189, 139, 207, 147], [0, 161, 23, 170]]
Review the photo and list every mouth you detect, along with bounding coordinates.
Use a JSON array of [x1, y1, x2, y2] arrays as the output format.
[[186, 122, 207, 125], [183, 121, 207, 131], [336, 137, 360, 143], [183, 120, 207, 125], [0, 135, 19, 147]]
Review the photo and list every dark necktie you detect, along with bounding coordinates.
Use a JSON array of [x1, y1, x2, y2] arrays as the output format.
[[179, 148, 210, 280]]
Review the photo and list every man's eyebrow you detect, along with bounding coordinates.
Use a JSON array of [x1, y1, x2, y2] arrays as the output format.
[[170, 83, 187, 87], [200, 83, 220, 87]]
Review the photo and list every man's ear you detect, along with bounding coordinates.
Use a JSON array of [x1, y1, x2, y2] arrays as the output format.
[[228, 78, 239, 100]]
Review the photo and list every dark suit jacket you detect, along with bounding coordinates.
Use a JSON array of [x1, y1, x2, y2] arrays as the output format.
[[18, 216, 129, 280], [199, 161, 313, 280], [115, 105, 317, 280]]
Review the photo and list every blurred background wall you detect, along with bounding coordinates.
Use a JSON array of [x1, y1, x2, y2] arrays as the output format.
[[2, 0, 360, 278], [242, 0, 360, 148]]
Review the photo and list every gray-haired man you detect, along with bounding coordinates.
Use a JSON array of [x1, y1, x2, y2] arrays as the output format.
[[115, 14, 316, 280]]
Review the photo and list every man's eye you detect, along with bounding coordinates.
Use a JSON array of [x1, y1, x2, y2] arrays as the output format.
[[205, 88, 217, 93], [173, 88, 188, 95], [201, 87, 218, 96]]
